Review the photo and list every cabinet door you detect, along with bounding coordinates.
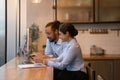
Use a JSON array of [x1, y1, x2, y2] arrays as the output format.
[[95, 0, 120, 22], [56, 0, 94, 23], [89, 60, 113, 80], [114, 60, 120, 80]]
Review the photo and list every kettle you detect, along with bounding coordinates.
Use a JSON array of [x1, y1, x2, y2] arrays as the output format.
[[90, 45, 104, 55]]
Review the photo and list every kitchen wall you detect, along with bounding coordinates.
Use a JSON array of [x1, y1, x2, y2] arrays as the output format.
[[75, 24, 120, 54], [26, 0, 54, 50], [25, 0, 120, 55]]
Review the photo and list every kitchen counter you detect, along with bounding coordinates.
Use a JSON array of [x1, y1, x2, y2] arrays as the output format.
[[0, 56, 53, 80], [83, 54, 120, 60]]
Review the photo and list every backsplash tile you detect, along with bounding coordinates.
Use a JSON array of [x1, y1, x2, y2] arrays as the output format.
[[75, 23, 120, 30], [75, 23, 120, 55]]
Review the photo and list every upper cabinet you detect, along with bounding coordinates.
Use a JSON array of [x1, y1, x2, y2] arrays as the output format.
[[54, 0, 120, 23], [95, 0, 120, 22], [55, 0, 93, 23]]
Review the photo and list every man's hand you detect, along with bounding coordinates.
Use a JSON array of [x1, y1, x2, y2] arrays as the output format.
[[29, 53, 43, 63], [32, 56, 43, 63]]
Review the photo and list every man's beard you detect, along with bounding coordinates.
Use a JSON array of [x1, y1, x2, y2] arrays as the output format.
[[48, 37, 56, 42], [49, 39, 55, 42], [48, 34, 57, 42]]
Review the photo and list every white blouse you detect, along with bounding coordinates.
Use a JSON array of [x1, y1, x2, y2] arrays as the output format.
[[48, 39, 86, 72]]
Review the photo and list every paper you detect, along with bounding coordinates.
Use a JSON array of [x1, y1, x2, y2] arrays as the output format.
[[18, 63, 46, 69]]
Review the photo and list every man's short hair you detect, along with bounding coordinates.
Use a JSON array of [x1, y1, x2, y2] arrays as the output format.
[[45, 21, 60, 31]]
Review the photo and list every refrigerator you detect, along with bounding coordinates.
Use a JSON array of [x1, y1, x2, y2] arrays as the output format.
[[0, 0, 6, 66]]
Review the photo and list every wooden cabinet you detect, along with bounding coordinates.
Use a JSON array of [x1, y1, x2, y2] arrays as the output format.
[[113, 60, 120, 80], [55, 0, 93, 23], [85, 60, 120, 80], [54, 0, 120, 23], [95, 0, 120, 22], [87, 60, 113, 80]]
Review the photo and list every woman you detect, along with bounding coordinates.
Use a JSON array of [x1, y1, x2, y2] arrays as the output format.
[[44, 23, 88, 80]]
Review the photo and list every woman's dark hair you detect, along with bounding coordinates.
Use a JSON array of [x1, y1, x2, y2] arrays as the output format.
[[45, 20, 60, 31], [59, 23, 78, 37]]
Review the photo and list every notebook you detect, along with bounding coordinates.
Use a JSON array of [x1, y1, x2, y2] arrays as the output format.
[[18, 63, 46, 69]]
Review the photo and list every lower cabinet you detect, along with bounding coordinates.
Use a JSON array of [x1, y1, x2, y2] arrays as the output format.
[[85, 60, 120, 80], [88, 60, 113, 80], [113, 60, 120, 80]]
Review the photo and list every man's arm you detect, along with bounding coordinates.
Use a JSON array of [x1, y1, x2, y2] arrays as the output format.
[[45, 39, 54, 57]]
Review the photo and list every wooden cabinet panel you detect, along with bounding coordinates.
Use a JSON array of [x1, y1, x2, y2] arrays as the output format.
[[86, 60, 113, 80], [54, 0, 120, 23], [55, 0, 93, 23], [114, 60, 120, 80], [96, 0, 120, 22]]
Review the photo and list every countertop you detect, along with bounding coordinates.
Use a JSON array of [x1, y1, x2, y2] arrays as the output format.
[[83, 54, 120, 60], [0, 57, 53, 80]]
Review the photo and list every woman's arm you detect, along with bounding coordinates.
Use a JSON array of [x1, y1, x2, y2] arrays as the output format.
[[48, 46, 80, 70]]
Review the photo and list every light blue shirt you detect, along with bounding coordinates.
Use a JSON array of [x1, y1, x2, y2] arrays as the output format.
[[45, 39, 67, 57], [48, 39, 86, 72]]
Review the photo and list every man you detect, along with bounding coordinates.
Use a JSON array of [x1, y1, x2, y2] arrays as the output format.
[[45, 21, 67, 57], [32, 21, 66, 63]]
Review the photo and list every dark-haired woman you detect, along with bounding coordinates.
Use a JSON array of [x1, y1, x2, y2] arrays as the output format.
[[44, 23, 88, 80]]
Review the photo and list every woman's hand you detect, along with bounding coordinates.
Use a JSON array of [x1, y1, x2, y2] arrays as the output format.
[[43, 59, 49, 65]]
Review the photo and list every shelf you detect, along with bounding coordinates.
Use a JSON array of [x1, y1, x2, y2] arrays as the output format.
[[59, 20, 93, 24], [99, 6, 120, 9], [57, 5, 92, 9]]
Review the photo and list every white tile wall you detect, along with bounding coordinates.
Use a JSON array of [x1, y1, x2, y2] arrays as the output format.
[[76, 24, 120, 55]]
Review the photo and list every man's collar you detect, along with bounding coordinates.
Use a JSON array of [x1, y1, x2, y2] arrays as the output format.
[[55, 39, 63, 44]]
